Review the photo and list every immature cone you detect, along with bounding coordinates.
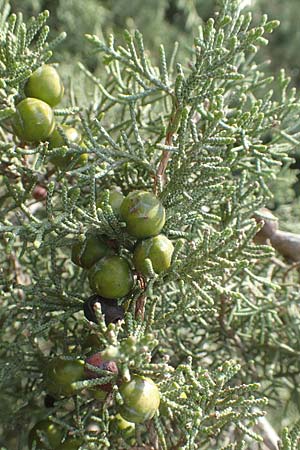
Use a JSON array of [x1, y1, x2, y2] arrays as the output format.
[[97, 187, 125, 216], [84, 352, 118, 392], [83, 294, 124, 325], [88, 255, 134, 299], [48, 125, 88, 169], [44, 358, 85, 397], [25, 64, 64, 107], [48, 126, 82, 149], [28, 419, 63, 450], [133, 234, 174, 275], [120, 190, 166, 239], [71, 234, 113, 269], [111, 413, 136, 442], [12, 98, 55, 143], [55, 437, 84, 450], [119, 375, 160, 423]]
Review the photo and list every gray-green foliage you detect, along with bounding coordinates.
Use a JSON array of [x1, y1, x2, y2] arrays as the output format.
[[1, 0, 300, 448]]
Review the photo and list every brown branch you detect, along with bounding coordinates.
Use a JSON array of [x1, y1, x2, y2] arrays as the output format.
[[219, 295, 252, 356], [129, 447, 155, 450], [271, 230, 300, 263], [172, 436, 186, 450], [146, 421, 159, 450], [254, 417, 280, 450], [135, 274, 147, 320], [254, 208, 300, 264], [282, 261, 300, 281], [155, 131, 173, 191], [10, 252, 31, 300], [155, 100, 181, 193]]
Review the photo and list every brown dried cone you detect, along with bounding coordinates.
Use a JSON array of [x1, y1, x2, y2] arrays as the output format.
[[83, 295, 124, 325], [84, 352, 118, 392], [44, 393, 56, 408], [32, 184, 47, 201]]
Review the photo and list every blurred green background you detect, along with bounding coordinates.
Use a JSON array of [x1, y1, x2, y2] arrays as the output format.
[[10, 0, 300, 85]]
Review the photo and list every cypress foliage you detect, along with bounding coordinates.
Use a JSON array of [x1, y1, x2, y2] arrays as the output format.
[[1, 0, 300, 448]]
